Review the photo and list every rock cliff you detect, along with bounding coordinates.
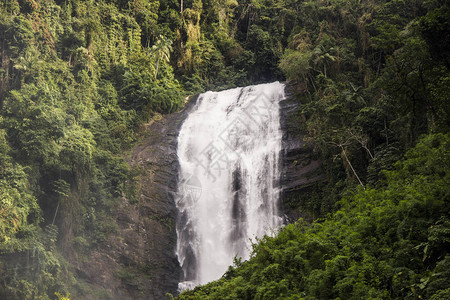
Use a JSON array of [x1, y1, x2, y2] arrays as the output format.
[[279, 84, 325, 222], [76, 97, 198, 299]]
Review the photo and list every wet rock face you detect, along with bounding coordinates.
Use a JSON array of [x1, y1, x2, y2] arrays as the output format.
[[279, 86, 324, 222], [77, 97, 198, 300]]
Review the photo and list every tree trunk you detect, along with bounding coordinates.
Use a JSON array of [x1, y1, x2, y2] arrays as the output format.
[[52, 200, 60, 226], [155, 55, 160, 79], [340, 145, 365, 189]]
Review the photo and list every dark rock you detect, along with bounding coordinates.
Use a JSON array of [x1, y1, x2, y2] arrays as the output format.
[[77, 96, 199, 300], [279, 83, 325, 222]]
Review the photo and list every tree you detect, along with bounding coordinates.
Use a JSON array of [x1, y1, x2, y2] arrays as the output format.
[[312, 45, 337, 78], [151, 35, 173, 79]]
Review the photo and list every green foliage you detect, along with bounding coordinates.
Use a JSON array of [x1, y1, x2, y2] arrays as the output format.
[[178, 134, 450, 299], [276, 0, 449, 217], [55, 292, 71, 300], [151, 35, 173, 79], [0, 0, 449, 298], [279, 49, 312, 86], [0, 0, 186, 298], [176, 1, 449, 297]]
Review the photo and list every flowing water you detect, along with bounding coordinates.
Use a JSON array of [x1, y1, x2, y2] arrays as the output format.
[[175, 82, 285, 290]]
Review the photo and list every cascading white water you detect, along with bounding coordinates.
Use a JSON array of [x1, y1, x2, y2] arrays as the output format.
[[175, 82, 285, 290]]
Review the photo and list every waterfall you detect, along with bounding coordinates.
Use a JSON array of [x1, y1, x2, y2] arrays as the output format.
[[175, 82, 285, 290]]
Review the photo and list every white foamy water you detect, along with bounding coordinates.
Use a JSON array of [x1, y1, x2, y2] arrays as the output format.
[[175, 82, 285, 290]]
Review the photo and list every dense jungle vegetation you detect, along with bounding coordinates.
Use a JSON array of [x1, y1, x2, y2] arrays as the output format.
[[0, 0, 448, 299]]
